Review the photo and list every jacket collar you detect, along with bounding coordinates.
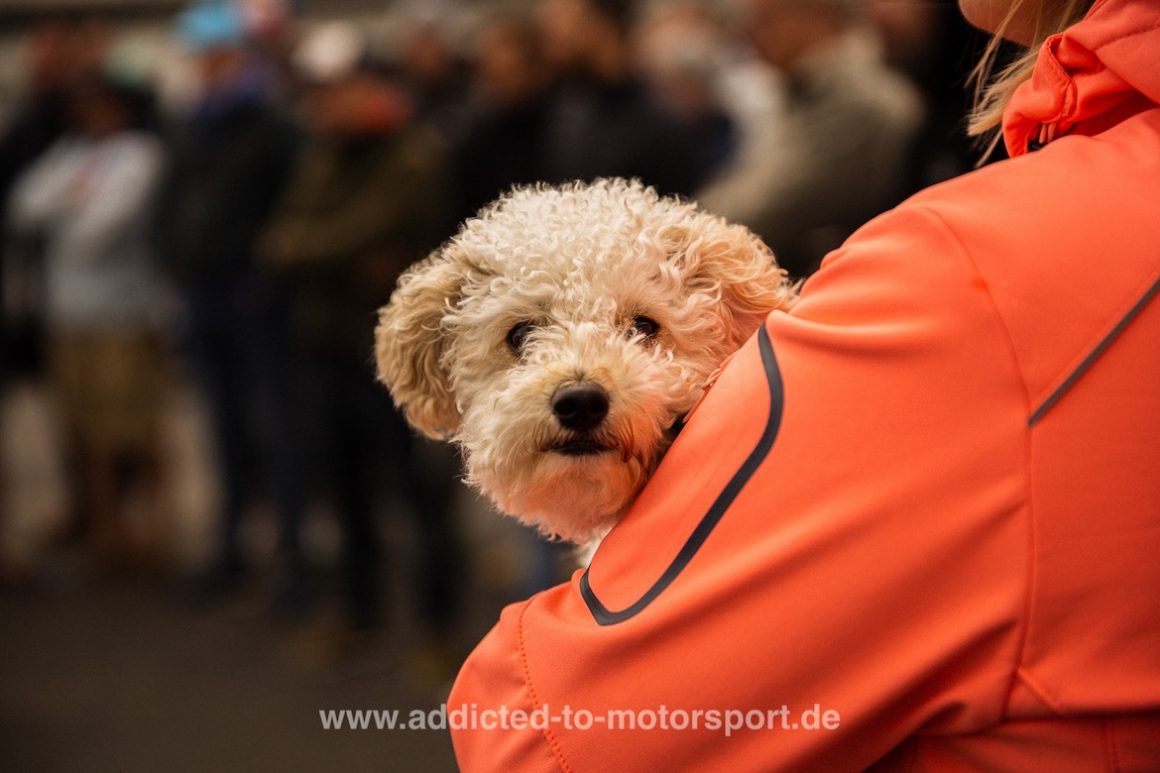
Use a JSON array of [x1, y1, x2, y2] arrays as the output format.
[[1003, 0, 1160, 157]]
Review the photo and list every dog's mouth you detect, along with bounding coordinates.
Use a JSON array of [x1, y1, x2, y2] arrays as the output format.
[[549, 438, 615, 457]]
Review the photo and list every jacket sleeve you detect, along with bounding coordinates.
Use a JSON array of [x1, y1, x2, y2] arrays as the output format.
[[448, 204, 1033, 771]]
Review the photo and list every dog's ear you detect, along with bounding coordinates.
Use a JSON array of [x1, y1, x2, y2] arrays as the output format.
[[713, 223, 796, 336], [678, 219, 797, 345], [375, 249, 467, 439]]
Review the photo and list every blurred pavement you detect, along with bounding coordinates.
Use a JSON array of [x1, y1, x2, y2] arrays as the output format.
[[0, 376, 544, 773]]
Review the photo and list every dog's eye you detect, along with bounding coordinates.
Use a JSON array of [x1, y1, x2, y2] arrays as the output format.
[[506, 322, 535, 353], [630, 315, 660, 338]]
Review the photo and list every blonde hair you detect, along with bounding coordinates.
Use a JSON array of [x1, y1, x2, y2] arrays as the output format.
[[968, 0, 1096, 157]]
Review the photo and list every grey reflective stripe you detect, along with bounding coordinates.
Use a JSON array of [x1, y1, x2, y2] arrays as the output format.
[[580, 324, 784, 626], [1029, 275, 1160, 426]]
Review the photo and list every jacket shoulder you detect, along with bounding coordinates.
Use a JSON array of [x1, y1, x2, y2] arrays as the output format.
[[899, 107, 1160, 413]]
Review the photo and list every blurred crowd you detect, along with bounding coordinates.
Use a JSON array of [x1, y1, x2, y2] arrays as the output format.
[[0, 0, 989, 647]]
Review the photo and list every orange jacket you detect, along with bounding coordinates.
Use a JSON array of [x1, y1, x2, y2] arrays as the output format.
[[448, 0, 1160, 768]]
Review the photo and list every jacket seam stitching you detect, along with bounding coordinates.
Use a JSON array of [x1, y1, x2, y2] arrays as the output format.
[[517, 600, 573, 773], [1105, 717, 1121, 772], [1029, 270, 1160, 420], [913, 205, 1037, 723], [1043, 38, 1074, 93]]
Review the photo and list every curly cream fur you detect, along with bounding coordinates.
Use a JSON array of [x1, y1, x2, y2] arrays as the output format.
[[376, 179, 795, 543]]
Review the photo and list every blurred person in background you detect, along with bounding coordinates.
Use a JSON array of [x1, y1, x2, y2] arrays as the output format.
[[2, 21, 110, 385], [453, 14, 553, 225], [5, 61, 167, 572], [534, 0, 716, 197], [866, 0, 997, 188], [698, 0, 923, 278], [2, 24, 90, 574], [633, 1, 739, 188], [260, 23, 463, 640], [396, 17, 472, 150], [151, 0, 305, 614]]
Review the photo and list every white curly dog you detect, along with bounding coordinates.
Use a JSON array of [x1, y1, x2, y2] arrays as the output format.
[[375, 178, 795, 545]]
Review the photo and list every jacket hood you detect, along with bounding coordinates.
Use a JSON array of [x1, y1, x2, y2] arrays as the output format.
[[1003, 0, 1160, 156]]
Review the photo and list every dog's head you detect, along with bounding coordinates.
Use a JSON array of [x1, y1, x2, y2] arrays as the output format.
[[376, 179, 794, 542]]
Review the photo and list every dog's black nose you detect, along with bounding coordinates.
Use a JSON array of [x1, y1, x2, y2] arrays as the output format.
[[552, 383, 610, 431]]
